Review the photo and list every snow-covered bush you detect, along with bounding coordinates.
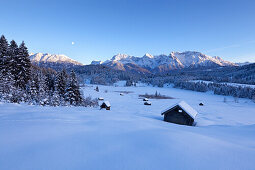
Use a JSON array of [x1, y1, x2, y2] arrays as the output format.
[[83, 96, 98, 107]]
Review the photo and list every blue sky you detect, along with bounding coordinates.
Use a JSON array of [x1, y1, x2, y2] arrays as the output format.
[[1, 0, 255, 64]]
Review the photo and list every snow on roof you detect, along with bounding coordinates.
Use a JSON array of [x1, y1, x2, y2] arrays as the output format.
[[161, 101, 198, 119], [103, 101, 111, 107]]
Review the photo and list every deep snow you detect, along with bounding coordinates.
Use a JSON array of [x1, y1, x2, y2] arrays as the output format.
[[0, 82, 255, 170]]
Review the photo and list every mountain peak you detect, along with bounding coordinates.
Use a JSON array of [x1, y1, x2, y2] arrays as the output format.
[[111, 54, 131, 61], [30, 53, 83, 66], [143, 53, 154, 58]]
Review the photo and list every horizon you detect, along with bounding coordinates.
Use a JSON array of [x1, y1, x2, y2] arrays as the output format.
[[2, 0, 255, 64]]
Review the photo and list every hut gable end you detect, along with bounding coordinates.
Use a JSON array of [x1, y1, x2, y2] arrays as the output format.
[[161, 101, 198, 126]]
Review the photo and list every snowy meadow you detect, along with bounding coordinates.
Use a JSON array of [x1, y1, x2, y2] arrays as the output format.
[[1, 82, 255, 170]]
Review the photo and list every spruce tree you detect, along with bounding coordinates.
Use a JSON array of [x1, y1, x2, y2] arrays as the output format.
[[55, 69, 68, 101], [0, 71, 15, 101], [0, 35, 9, 73], [45, 72, 55, 95], [8, 40, 19, 88], [17, 41, 31, 89], [65, 70, 82, 106], [30, 72, 40, 104]]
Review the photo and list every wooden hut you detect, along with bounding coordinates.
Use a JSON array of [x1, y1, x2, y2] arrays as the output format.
[[199, 102, 204, 106], [161, 101, 198, 126], [100, 101, 111, 110], [98, 97, 104, 101], [143, 98, 149, 101], [144, 101, 151, 105]]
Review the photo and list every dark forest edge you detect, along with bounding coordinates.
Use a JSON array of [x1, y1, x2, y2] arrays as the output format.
[[0, 35, 98, 107]]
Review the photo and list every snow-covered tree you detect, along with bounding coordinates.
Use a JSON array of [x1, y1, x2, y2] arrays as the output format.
[[8, 40, 20, 88], [0, 35, 9, 74], [65, 70, 82, 106], [0, 71, 15, 101], [55, 69, 68, 100], [17, 41, 31, 89], [29, 72, 40, 104]]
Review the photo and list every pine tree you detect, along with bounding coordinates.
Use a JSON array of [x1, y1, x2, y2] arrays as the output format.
[[0, 71, 15, 101], [51, 90, 60, 106], [38, 71, 48, 105], [17, 41, 31, 89], [65, 70, 82, 106], [155, 91, 158, 97], [30, 72, 40, 104], [8, 40, 19, 88], [55, 69, 68, 101], [45, 73, 55, 95], [0, 35, 9, 74]]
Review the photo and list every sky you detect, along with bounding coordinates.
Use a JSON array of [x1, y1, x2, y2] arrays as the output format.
[[1, 0, 255, 64]]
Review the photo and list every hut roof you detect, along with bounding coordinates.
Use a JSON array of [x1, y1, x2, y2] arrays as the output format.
[[161, 101, 198, 119], [103, 101, 111, 107]]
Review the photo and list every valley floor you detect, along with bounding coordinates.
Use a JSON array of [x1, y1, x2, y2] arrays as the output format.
[[0, 82, 255, 170]]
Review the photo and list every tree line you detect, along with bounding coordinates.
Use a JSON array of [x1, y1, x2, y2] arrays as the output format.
[[173, 81, 255, 101], [141, 76, 255, 101], [0, 35, 97, 106]]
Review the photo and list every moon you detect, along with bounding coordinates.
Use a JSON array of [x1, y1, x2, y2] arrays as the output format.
[[71, 42, 75, 45]]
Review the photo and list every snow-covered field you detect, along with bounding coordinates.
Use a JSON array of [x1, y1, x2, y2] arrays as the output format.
[[1, 82, 255, 170]]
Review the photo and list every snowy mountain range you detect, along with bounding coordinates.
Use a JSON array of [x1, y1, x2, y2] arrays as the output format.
[[91, 51, 237, 73], [29, 51, 237, 74], [30, 53, 83, 66]]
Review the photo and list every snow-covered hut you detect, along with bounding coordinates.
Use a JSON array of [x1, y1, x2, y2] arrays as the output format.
[[144, 101, 151, 105], [100, 101, 111, 110], [98, 97, 104, 101], [161, 101, 198, 126], [143, 98, 149, 101]]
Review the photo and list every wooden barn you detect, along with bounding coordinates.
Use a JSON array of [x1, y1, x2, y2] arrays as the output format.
[[161, 101, 198, 126], [144, 101, 151, 105], [100, 101, 111, 110]]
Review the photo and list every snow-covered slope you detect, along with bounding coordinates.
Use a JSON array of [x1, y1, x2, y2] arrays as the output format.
[[30, 53, 83, 66], [1, 84, 255, 170], [92, 51, 236, 73]]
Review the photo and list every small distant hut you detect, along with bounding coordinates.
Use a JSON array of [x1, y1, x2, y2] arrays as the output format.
[[120, 93, 124, 96], [161, 101, 198, 126], [98, 97, 104, 101], [144, 101, 151, 105], [199, 102, 204, 106], [100, 101, 111, 110], [143, 98, 149, 101]]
